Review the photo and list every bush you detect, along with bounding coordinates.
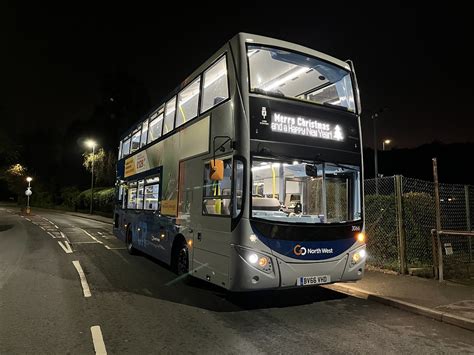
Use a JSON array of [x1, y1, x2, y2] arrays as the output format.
[[77, 187, 115, 215], [59, 186, 81, 210], [364, 192, 435, 270], [402, 192, 435, 267], [364, 194, 399, 269]]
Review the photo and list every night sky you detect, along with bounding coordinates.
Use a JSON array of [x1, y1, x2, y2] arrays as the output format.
[[1, 2, 473, 187]]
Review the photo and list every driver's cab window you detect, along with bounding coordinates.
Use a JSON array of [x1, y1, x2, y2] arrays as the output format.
[[203, 158, 232, 216]]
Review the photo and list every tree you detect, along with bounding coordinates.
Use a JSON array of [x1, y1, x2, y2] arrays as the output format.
[[82, 148, 116, 187], [0, 163, 28, 200]]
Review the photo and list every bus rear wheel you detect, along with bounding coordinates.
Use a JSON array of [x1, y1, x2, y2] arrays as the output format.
[[126, 230, 136, 255], [173, 242, 189, 276]]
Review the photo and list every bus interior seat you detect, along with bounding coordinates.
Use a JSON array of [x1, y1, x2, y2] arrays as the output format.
[[204, 199, 215, 214], [214, 96, 226, 105]]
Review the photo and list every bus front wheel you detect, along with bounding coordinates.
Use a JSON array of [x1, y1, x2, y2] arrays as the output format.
[[172, 240, 189, 276]]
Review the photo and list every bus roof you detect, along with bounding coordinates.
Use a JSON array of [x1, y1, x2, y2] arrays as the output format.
[[234, 32, 352, 71]]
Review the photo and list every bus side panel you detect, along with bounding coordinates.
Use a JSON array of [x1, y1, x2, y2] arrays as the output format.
[[141, 214, 173, 265], [193, 245, 229, 289], [113, 209, 127, 243]]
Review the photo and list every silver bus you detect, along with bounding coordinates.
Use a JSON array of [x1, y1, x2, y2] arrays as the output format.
[[113, 33, 366, 291]]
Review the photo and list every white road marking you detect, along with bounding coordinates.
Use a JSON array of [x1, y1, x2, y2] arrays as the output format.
[[72, 260, 91, 297], [81, 229, 104, 245], [97, 231, 103, 236], [47, 232, 56, 238], [25, 217, 31, 221], [40, 226, 45, 231], [73, 241, 100, 244], [90, 326, 107, 354], [48, 220, 55, 225], [104, 246, 126, 250], [58, 241, 73, 254], [60, 231, 66, 239]]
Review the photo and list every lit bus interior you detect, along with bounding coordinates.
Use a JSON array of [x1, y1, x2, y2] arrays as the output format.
[[251, 160, 361, 224], [248, 44, 355, 112]]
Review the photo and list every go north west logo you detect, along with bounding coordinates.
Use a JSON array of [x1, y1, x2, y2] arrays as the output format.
[[293, 244, 334, 256]]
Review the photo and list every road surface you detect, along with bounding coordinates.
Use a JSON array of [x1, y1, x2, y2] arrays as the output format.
[[1, 207, 473, 354]]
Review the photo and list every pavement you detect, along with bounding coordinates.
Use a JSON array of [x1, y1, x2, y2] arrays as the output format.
[[326, 269, 474, 331]]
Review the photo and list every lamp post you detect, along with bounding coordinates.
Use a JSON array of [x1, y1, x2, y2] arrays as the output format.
[[383, 139, 392, 151], [372, 112, 379, 194], [371, 108, 389, 194], [25, 177, 33, 214], [85, 139, 97, 214]]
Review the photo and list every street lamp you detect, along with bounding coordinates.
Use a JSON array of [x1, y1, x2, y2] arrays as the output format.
[[383, 139, 392, 151], [371, 108, 389, 194], [85, 139, 97, 214], [25, 177, 33, 214]]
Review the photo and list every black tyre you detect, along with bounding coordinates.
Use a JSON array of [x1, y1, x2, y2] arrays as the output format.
[[126, 230, 136, 255], [173, 242, 189, 276]]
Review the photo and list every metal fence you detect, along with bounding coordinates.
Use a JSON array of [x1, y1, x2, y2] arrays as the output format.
[[364, 176, 474, 281]]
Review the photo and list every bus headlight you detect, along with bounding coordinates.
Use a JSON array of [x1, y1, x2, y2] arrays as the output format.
[[248, 253, 258, 264], [236, 247, 273, 274], [350, 248, 367, 267]]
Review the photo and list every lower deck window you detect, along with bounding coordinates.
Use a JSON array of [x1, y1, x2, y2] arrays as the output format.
[[125, 175, 160, 210], [203, 158, 232, 216], [144, 183, 160, 210], [127, 187, 137, 209], [137, 180, 144, 209]]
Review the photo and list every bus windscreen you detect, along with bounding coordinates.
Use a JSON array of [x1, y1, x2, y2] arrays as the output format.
[[251, 160, 361, 224], [248, 44, 356, 112]]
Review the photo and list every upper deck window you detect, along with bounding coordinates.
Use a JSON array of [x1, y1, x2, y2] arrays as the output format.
[[163, 97, 176, 135], [201, 55, 229, 112], [176, 77, 201, 128], [130, 128, 141, 153], [140, 120, 148, 148], [122, 137, 131, 157], [248, 45, 355, 112], [148, 111, 163, 143]]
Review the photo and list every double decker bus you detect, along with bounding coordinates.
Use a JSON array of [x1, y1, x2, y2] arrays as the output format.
[[113, 33, 366, 291]]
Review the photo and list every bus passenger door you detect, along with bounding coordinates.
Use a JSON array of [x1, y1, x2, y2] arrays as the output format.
[[193, 157, 232, 288]]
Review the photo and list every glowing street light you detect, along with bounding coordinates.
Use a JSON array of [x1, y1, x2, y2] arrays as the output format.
[[383, 139, 392, 151], [85, 139, 98, 214], [25, 177, 33, 214], [85, 139, 97, 150]]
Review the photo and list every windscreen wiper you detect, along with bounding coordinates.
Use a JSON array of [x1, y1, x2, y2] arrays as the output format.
[[311, 158, 359, 172]]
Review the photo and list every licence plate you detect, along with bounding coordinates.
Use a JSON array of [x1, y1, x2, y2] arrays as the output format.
[[296, 275, 331, 286]]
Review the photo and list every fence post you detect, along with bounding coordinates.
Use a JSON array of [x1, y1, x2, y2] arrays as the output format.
[[395, 175, 407, 274], [465, 185, 472, 263], [432, 158, 441, 279]]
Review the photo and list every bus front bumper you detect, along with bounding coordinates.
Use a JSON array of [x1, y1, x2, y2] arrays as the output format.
[[228, 245, 366, 291]]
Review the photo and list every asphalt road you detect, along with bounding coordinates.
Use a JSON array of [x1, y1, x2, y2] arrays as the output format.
[[1, 207, 474, 354]]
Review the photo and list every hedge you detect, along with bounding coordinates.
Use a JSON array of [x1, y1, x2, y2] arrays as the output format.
[[365, 192, 435, 270], [76, 187, 115, 214]]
